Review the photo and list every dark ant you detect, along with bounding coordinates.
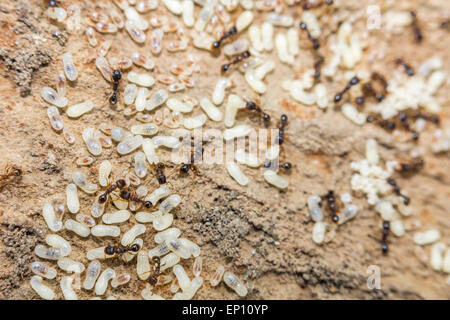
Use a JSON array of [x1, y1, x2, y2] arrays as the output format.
[[119, 189, 152, 208], [98, 179, 127, 203], [356, 72, 388, 105], [334, 76, 359, 103], [440, 19, 450, 29], [180, 147, 202, 174], [245, 101, 271, 122], [148, 256, 161, 286], [314, 55, 324, 79], [109, 70, 122, 105], [276, 114, 288, 145], [413, 111, 439, 125], [367, 113, 419, 141], [263, 160, 292, 170], [410, 11, 423, 43], [381, 220, 390, 254], [300, 0, 333, 10], [366, 115, 396, 130], [221, 50, 251, 73], [104, 243, 141, 256], [395, 58, 415, 76], [0, 163, 22, 189], [387, 178, 410, 205], [299, 22, 320, 50], [398, 112, 419, 141], [397, 159, 424, 174], [48, 0, 60, 7], [212, 26, 237, 50], [153, 162, 167, 185], [325, 190, 339, 223]]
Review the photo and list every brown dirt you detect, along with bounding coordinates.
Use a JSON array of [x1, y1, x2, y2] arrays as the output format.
[[0, 0, 449, 300]]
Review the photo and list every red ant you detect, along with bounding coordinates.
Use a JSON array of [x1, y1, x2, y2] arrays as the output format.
[[104, 243, 141, 256], [119, 189, 152, 208], [148, 256, 161, 286], [98, 179, 127, 203]]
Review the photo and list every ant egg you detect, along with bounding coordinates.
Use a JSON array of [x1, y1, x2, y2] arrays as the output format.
[[112, 273, 131, 288], [146, 185, 171, 206], [98, 160, 111, 187], [127, 71, 155, 87], [342, 104, 366, 125], [125, 19, 147, 43], [245, 69, 266, 94], [76, 156, 95, 167], [34, 244, 61, 261], [97, 40, 112, 57], [212, 77, 231, 105], [182, 0, 195, 27], [312, 221, 326, 244], [72, 171, 98, 194], [46, 7, 66, 22], [223, 272, 247, 297], [131, 124, 159, 136], [153, 214, 174, 231], [173, 264, 191, 291], [146, 89, 169, 111], [152, 136, 181, 149], [82, 127, 103, 156], [430, 243, 446, 271], [193, 256, 203, 277], [183, 114, 207, 129], [391, 219, 405, 237], [160, 194, 181, 214], [226, 162, 249, 186], [121, 224, 146, 246], [150, 28, 163, 55], [210, 265, 225, 286], [132, 52, 155, 70], [223, 125, 252, 141], [307, 195, 323, 222], [31, 261, 57, 279], [66, 183, 80, 213], [30, 276, 55, 300], [87, 247, 108, 260], [148, 241, 171, 257], [338, 204, 358, 225], [414, 229, 441, 246], [42, 202, 63, 232], [57, 257, 85, 274], [235, 149, 261, 168], [62, 52, 78, 81], [63, 128, 76, 144], [223, 39, 249, 56], [95, 56, 113, 82], [91, 225, 121, 237], [263, 170, 289, 189], [95, 268, 116, 296], [41, 87, 68, 108], [45, 234, 71, 256], [65, 219, 90, 237], [76, 213, 96, 227], [102, 210, 131, 224], [154, 227, 181, 244], [134, 151, 147, 178], [200, 97, 223, 121], [56, 71, 67, 97], [275, 33, 294, 65], [160, 253, 180, 271], [117, 135, 144, 155], [84, 260, 101, 290]]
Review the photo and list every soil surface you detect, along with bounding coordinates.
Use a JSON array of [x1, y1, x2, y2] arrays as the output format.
[[0, 0, 449, 300]]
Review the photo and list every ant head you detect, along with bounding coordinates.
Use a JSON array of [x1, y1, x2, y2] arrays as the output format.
[[299, 22, 307, 29], [382, 221, 390, 229], [104, 246, 115, 255], [98, 194, 107, 203], [263, 113, 271, 121], [242, 51, 251, 58], [212, 41, 220, 49], [130, 244, 141, 252], [381, 244, 389, 253], [221, 64, 229, 73], [148, 276, 158, 286], [144, 201, 152, 208], [116, 179, 126, 189], [152, 256, 160, 263], [332, 215, 339, 223], [180, 164, 189, 173], [280, 114, 288, 123]]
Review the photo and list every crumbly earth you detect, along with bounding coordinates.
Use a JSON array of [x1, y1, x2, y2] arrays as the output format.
[[0, 0, 449, 300]]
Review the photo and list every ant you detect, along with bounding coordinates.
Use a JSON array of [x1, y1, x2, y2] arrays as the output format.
[[299, 22, 320, 50], [381, 220, 390, 254], [313, 55, 324, 79], [148, 256, 161, 286], [276, 115, 288, 145], [387, 178, 410, 205], [300, 0, 333, 10], [395, 58, 414, 76], [0, 163, 22, 189], [356, 72, 388, 105], [221, 50, 251, 73], [398, 112, 419, 140], [119, 189, 152, 208], [263, 160, 292, 170], [325, 190, 339, 223], [109, 70, 122, 105], [180, 147, 202, 174], [410, 11, 423, 43], [397, 159, 424, 174], [413, 111, 439, 125], [104, 243, 141, 256], [367, 113, 420, 141], [334, 76, 359, 103], [48, 0, 60, 7], [98, 179, 127, 203], [212, 26, 238, 50], [153, 162, 167, 185], [245, 101, 271, 122]]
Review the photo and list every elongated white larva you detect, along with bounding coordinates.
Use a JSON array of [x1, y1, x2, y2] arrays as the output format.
[[152, 136, 180, 149], [289, 84, 316, 105], [307, 195, 323, 222], [65, 219, 91, 237], [443, 248, 450, 274], [111, 127, 130, 142], [30, 276, 55, 300], [62, 52, 78, 81], [245, 69, 266, 94], [57, 257, 85, 274], [212, 78, 231, 105], [287, 28, 299, 56], [41, 87, 68, 108], [430, 242, 446, 271], [226, 162, 249, 186], [180, 238, 201, 257], [134, 151, 147, 178], [249, 25, 264, 52], [42, 202, 63, 232], [121, 224, 146, 246], [160, 252, 180, 271], [162, 0, 183, 15], [96, 56, 112, 82], [338, 204, 359, 225], [117, 135, 144, 155], [235, 149, 260, 168], [142, 138, 159, 164], [95, 268, 116, 295], [200, 97, 223, 121], [45, 234, 71, 256], [173, 264, 191, 291], [82, 127, 102, 156], [34, 244, 61, 260], [414, 229, 441, 246], [174, 276, 203, 300], [210, 265, 225, 286], [146, 185, 171, 206], [154, 227, 181, 244], [124, 84, 138, 105], [223, 39, 249, 56], [66, 183, 80, 213], [223, 272, 247, 297], [302, 11, 321, 38], [128, 72, 155, 87], [135, 87, 150, 112], [236, 10, 253, 32], [137, 251, 151, 280], [91, 225, 121, 237], [124, 7, 149, 30], [166, 98, 194, 113], [148, 241, 170, 258], [166, 238, 191, 259], [375, 201, 396, 221], [312, 221, 326, 244], [160, 194, 181, 214], [224, 94, 245, 127], [275, 33, 294, 65], [254, 60, 275, 80], [263, 170, 289, 189], [153, 214, 174, 231], [84, 260, 101, 290], [342, 103, 366, 125], [31, 261, 57, 279], [314, 83, 329, 108], [98, 160, 111, 187], [47, 106, 63, 131], [261, 22, 274, 51], [131, 124, 159, 136], [67, 100, 94, 118], [194, 0, 216, 31], [366, 139, 379, 165], [183, 114, 207, 129], [223, 125, 252, 141], [72, 171, 98, 194], [268, 12, 294, 27], [87, 247, 109, 260], [146, 89, 169, 111], [102, 210, 131, 224], [182, 0, 195, 27]]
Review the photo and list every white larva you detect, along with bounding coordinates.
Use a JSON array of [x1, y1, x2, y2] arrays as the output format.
[[124, 7, 149, 30], [117, 135, 144, 155], [102, 210, 131, 224], [160, 253, 181, 271], [287, 27, 299, 56], [314, 83, 329, 108], [142, 138, 159, 165], [146, 89, 169, 111], [173, 264, 191, 291], [265, 144, 280, 161], [134, 151, 147, 178], [223, 272, 247, 297], [72, 171, 98, 194], [162, 0, 183, 15], [342, 103, 366, 125], [45, 234, 71, 256], [418, 57, 442, 77], [301, 11, 321, 38], [65, 219, 91, 237], [413, 229, 441, 246], [166, 98, 194, 113], [91, 197, 106, 218], [236, 10, 253, 32], [31, 262, 57, 279], [179, 238, 201, 257], [131, 124, 159, 136], [121, 224, 146, 246], [57, 257, 85, 274], [223, 39, 249, 56], [254, 60, 275, 80], [47, 106, 63, 131], [193, 256, 203, 277], [338, 204, 359, 225], [183, 114, 207, 129], [111, 273, 131, 288], [41, 87, 68, 108], [152, 136, 180, 149], [98, 160, 111, 187], [249, 25, 264, 52], [443, 248, 450, 274], [275, 33, 294, 65], [46, 7, 66, 22], [263, 170, 289, 189], [226, 162, 249, 186], [366, 138, 379, 165], [127, 71, 155, 87], [154, 227, 181, 244], [261, 22, 274, 51], [124, 84, 138, 105], [60, 276, 78, 300], [153, 214, 174, 231], [210, 265, 225, 286], [82, 127, 103, 156], [137, 251, 151, 280], [375, 201, 396, 221], [111, 127, 129, 142], [66, 183, 80, 213], [182, 0, 195, 27], [62, 52, 78, 81], [91, 225, 121, 237], [390, 219, 405, 237], [95, 268, 116, 295], [160, 194, 181, 214], [30, 276, 55, 300], [212, 77, 231, 105], [223, 125, 252, 141], [87, 247, 109, 260], [312, 221, 326, 244], [267, 12, 294, 27], [193, 31, 216, 50], [245, 69, 266, 94], [174, 276, 203, 300], [67, 100, 94, 118], [146, 185, 171, 206], [125, 19, 146, 43], [234, 149, 261, 168], [430, 242, 446, 271], [307, 195, 323, 222], [34, 244, 61, 261], [200, 97, 223, 121], [42, 202, 63, 232], [194, 0, 217, 31], [289, 85, 316, 105]]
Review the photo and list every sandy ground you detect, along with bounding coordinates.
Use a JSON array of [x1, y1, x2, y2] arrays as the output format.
[[0, 0, 449, 300]]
